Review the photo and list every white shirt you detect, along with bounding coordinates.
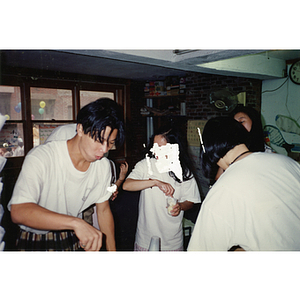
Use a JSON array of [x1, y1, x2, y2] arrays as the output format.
[[45, 123, 77, 143], [8, 141, 112, 234], [188, 152, 300, 251], [128, 158, 201, 250]]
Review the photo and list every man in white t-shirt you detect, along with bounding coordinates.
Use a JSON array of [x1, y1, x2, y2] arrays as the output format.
[[8, 98, 125, 251], [188, 117, 300, 251]]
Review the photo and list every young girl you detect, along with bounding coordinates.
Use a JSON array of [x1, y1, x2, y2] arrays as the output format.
[[123, 124, 201, 251]]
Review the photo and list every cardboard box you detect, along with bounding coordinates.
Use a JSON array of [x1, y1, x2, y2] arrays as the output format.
[[155, 86, 165, 92]]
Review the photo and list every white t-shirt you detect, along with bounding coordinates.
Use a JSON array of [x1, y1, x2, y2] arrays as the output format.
[[45, 123, 77, 143], [188, 152, 300, 251], [127, 158, 201, 251], [8, 141, 112, 234]]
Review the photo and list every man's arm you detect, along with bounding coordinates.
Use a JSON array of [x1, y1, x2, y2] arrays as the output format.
[[96, 201, 116, 251], [10, 203, 103, 251]]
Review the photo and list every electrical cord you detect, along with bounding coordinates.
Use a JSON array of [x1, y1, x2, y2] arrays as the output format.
[[261, 78, 288, 94]]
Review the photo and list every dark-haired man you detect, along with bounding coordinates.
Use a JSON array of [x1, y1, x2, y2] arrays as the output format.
[[8, 98, 125, 251]]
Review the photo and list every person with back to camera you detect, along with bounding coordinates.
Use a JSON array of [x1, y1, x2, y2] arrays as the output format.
[[8, 98, 125, 251], [187, 117, 300, 251], [123, 124, 201, 251]]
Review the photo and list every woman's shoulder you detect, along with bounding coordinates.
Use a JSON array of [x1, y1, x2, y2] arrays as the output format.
[[134, 157, 148, 166]]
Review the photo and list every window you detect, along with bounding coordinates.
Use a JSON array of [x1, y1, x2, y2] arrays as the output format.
[[30, 87, 73, 121], [0, 76, 128, 158], [30, 88, 116, 146], [30, 87, 73, 146], [0, 85, 24, 157], [32, 122, 68, 147], [0, 85, 22, 121], [80, 90, 114, 108]]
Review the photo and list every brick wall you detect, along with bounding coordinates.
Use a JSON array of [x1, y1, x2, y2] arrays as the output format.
[[185, 72, 262, 119], [126, 81, 147, 168], [127, 72, 262, 167]]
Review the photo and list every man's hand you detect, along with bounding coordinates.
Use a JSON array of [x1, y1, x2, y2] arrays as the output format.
[[10, 203, 104, 251], [72, 218, 103, 251]]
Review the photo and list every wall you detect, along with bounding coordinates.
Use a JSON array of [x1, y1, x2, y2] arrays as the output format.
[[261, 68, 300, 157], [123, 81, 148, 170], [186, 72, 262, 195], [185, 72, 262, 119], [127, 73, 261, 150]]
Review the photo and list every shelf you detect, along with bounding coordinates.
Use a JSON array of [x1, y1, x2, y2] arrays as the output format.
[[142, 114, 187, 118], [144, 94, 185, 99]]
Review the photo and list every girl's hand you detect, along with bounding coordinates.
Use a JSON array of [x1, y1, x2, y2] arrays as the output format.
[[155, 180, 174, 196], [119, 161, 128, 181], [170, 202, 181, 217], [110, 190, 118, 201]]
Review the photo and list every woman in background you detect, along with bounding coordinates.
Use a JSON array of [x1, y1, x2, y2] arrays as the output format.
[[231, 105, 273, 153], [215, 106, 273, 181]]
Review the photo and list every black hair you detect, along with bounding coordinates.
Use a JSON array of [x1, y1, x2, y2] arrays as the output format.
[[230, 105, 265, 152], [201, 117, 249, 179], [146, 123, 194, 183], [76, 98, 125, 148]]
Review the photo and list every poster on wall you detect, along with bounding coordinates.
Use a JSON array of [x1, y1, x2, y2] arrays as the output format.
[[187, 119, 207, 147], [187, 120, 210, 196], [261, 74, 300, 162]]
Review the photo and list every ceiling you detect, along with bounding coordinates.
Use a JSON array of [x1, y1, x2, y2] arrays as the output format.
[[1, 49, 300, 81]]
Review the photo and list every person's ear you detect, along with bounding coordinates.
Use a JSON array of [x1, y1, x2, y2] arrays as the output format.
[[77, 124, 84, 137]]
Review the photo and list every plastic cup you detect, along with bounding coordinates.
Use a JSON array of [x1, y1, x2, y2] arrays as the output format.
[[166, 196, 177, 215], [148, 236, 161, 251]]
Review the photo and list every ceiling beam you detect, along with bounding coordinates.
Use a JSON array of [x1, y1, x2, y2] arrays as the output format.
[[196, 53, 287, 79]]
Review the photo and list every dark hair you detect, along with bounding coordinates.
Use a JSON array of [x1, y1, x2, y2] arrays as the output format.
[[146, 123, 194, 182], [76, 98, 125, 148], [230, 105, 265, 152], [201, 117, 249, 179]]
